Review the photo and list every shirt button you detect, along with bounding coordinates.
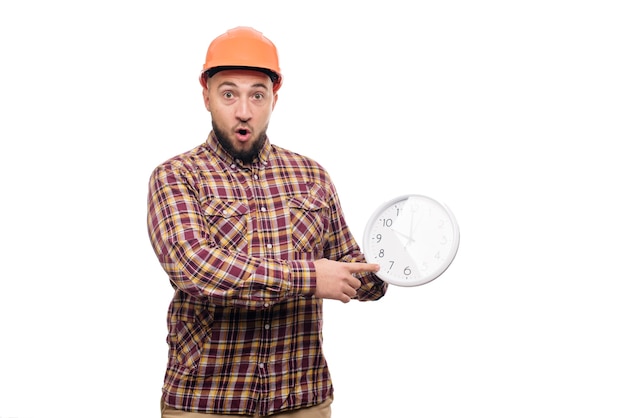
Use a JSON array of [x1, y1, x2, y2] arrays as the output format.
[[260, 207, 267, 212], [254, 174, 259, 180], [230, 163, 236, 169], [264, 303, 269, 308], [264, 324, 270, 330], [267, 244, 272, 249], [259, 363, 265, 369]]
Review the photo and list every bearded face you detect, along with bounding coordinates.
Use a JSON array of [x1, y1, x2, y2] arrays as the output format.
[[203, 69, 277, 164]]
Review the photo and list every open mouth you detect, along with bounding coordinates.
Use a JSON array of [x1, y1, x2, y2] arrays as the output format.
[[235, 128, 251, 142]]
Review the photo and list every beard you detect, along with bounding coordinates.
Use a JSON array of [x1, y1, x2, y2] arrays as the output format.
[[213, 121, 267, 164]]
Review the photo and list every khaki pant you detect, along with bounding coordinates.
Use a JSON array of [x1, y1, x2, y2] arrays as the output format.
[[161, 397, 332, 418]]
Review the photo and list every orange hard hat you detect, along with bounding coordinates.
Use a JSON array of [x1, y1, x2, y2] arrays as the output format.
[[199, 26, 282, 92]]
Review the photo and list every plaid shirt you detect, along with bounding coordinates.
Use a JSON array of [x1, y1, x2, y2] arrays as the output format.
[[147, 132, 387, 416]]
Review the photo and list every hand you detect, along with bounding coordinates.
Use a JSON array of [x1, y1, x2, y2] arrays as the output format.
[[313, 259, 380, 303]]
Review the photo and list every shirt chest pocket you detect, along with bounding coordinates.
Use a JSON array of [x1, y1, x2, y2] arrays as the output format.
[[203, 199, 249, 252], [288, 191, 329, 255]]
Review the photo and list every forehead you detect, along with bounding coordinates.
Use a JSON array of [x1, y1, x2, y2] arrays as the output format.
[[209, 69, 272, 89]]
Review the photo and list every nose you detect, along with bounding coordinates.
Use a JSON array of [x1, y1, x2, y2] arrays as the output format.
[[234, 99, 252, 121]]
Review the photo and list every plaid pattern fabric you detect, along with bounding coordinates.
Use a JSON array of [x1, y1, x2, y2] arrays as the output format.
[[147, 133, 387, 415]]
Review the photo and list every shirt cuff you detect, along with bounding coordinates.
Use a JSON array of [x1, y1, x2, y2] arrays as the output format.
[[287, 260, 316, 297]]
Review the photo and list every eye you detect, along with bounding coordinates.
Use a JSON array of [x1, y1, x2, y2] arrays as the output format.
[[253, 92, 264, 100], [223, 91, 234, 99]]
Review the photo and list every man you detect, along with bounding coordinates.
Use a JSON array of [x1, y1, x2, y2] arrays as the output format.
[[147, 26, 388, 417]]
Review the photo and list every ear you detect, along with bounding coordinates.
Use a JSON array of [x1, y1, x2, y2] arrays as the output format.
[[272, 93, 278, 110], [202, 87, 211, 112]]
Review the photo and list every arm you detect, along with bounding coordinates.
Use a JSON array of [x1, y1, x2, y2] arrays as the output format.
[[146, 165, 315, 310], [319, 181, 388, 302]]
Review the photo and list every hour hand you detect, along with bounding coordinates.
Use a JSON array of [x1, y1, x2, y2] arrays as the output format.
[[391, 227, 415, 248]]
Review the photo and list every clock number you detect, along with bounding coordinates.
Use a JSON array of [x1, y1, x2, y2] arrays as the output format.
[[387, 260, 395, 272], [380, 218, 393, 228], [403, 266, 412, 276], [378, 249, 385, 258], [375, 233, 382, 243]]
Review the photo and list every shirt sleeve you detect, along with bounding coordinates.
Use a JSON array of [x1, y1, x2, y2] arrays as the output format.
[[322, 180, 388, 301], [147, 165, 316, 310]]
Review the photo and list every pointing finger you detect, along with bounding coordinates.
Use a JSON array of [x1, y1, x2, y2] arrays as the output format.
[[347, 262, 380, 274]]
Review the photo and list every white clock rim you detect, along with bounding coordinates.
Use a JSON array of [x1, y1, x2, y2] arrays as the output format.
[[361, 194, 460, 287]]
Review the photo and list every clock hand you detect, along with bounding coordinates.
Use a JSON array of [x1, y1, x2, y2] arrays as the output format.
[[409, 212, 425, 240], [392, 228, 412, 241], [391, 227, 416, 248]]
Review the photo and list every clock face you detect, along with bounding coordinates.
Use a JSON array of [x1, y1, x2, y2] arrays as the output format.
[[362, 194, 460, 287]]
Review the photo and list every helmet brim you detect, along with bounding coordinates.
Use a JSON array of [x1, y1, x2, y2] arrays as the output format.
[[201, 66, 281, 87]]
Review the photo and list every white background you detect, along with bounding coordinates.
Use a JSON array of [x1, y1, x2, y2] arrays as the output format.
[[1, 1, 625, 417]]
